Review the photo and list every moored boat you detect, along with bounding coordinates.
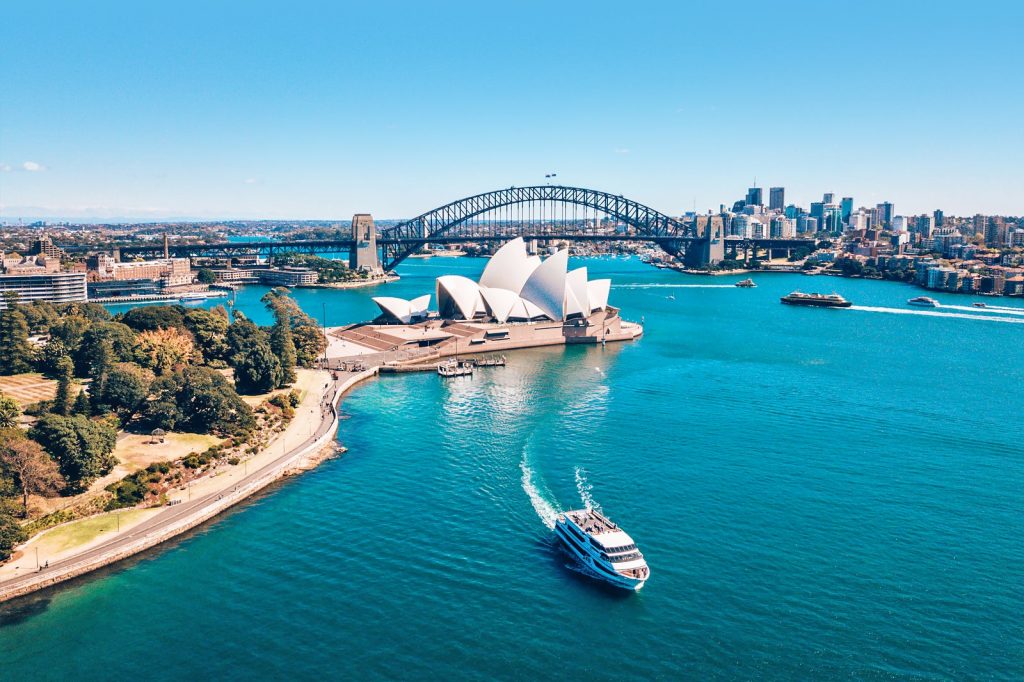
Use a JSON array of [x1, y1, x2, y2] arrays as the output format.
[[554, 509, 649, 591], [780, 291, 851, 308], [908, 296, 940, 308]]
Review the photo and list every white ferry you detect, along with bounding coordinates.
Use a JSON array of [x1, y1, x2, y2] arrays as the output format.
[[908, 296, 940, 307], [554, 509, 649, 591]]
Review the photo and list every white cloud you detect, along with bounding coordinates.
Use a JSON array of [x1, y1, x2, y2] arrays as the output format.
[[21, 161, 45, 172], [0, 164, 10, 172]]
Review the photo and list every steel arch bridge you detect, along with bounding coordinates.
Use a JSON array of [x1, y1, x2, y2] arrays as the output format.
[[377, 185, 696, 270]]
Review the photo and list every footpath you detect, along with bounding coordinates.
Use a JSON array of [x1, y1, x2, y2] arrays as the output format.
[[0, 367, 379, 604]]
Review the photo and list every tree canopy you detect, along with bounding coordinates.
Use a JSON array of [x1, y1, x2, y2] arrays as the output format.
[[29, 414, 118, 493]]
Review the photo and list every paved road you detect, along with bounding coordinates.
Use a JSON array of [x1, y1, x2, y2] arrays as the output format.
[[0, 374, 353, 601]]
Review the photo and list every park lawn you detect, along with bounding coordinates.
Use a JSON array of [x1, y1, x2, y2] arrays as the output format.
[[33, 509, 157, 556], [114, 432, 223, 473], [0, 372, 60, 406]]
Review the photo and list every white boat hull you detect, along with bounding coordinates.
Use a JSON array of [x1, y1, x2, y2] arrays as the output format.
[[554, 520, 646, 591]]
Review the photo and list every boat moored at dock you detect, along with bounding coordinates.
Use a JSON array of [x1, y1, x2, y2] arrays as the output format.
[[780, 291, 852, 308], [554, 509, 649, 591]]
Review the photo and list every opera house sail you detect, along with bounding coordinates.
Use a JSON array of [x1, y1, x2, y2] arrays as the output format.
[[372, 237, 611, 325]]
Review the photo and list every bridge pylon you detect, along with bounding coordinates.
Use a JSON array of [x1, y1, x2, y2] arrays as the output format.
[[350, 214, 382, 274]]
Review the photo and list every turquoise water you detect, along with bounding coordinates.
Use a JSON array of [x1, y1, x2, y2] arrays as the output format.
[[4, 258, 1024, 680]]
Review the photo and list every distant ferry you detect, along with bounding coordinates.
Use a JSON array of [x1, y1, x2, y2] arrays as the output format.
[[973, 302, 987, 308], [179, 293, 207, 302], [908, 296, 940, 308], [554, 509, 649, 591], [735, 278, 756, 288], [780, 291, 852, 308]]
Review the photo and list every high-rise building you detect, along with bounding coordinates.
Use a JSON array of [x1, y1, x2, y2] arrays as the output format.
[[784, 204, 800, 219], [933, 209, 944, 227], [892, 216, 908, 232], [876, 202, 894, 229], [823, 205, 843, 234], [822, 192, 835, 204], [746, 187, 763, 207], [916, 215, 935, 239], [985, 217, 1007, 247], [841, 197, 853, 223], [810, 202, 824, 221], [769, 187, 785, 211]]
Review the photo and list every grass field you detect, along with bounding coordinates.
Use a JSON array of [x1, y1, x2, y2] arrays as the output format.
[[0, 373, 61, 406], [31, 509, 156, 558]]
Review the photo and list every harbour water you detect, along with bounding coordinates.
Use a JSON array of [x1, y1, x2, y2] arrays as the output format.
[[3, 258, 1023, 679]]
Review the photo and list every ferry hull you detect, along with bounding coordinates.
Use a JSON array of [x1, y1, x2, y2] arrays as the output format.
[[553, 521, 646, 591]]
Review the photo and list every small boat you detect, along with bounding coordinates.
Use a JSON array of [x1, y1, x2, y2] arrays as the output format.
[[780, 291, 852, 308], [908, 296, 940, 308], [437, 361, 473, 377], [973, 302, 987, 308], [735, 278, 756, 288], [470, 355, 506, 367], [178, 293, 207, 302], [555, 509, 649, 591]]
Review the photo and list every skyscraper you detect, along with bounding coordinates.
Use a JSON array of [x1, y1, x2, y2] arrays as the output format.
[[916, 215, 935, 239], [933, 209, 944, 227], [746, 187, 763, 207], [840, 197, 853, 223], [876, 202, 894, 229], [769, 187, 785, 211], [822, 192, 835, 204], [810, 202, 824, 221]]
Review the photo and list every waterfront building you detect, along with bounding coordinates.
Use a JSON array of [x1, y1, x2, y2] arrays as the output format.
[[1, 253, 61, 275], [841, 197, 853, 224], [91, 256, 193, 287], [87, 278, 163, 298], [0, 272, 87, 308], [257, 267, 318, 287], [769, 187, 785, 211]]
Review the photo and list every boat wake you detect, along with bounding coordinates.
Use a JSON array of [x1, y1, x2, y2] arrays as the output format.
[[850, 306, 1024, 324], [520, 456, 561, 530], [612, 283, 735, 289], [574, 467, 602, 512], [942, 304, 1024, 316]]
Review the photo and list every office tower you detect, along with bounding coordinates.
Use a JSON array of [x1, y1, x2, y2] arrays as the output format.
[[769, 187, 785, 211], [810, 202, 824, 220], [746, 187, 763, 207], [823, 205, 843, 234], [822, 192, 835, 204], [841, 197, 853, 223], [916, 215, 935, 239], [876, 202, 894, 229], [933, 209, 944, 227]]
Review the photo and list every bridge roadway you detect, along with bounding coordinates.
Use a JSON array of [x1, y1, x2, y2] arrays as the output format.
[[74, 235, 814, 259]]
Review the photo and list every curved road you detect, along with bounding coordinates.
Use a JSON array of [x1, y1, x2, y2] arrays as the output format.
[[0, 372, 364, 603]]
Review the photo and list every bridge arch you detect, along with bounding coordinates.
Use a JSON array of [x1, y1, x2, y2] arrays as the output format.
[[378, 185, 695, 270]]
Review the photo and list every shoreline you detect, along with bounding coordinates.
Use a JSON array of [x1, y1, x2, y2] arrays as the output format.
[[0, 367, 380, 604], [301, 275, 399, 289]]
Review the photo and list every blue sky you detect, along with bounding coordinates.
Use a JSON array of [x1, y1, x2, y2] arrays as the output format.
[[1, 1, 1021, 221]]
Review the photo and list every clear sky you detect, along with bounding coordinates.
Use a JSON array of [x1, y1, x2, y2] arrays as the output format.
[[1, 1, 1021, 222]]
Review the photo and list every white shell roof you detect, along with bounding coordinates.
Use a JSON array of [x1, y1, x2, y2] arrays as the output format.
[[519, 249, 568, 321], [587, 279, 611, 312], [478, 237, 539, 294], [372, 294, 431, 324], [436, 275, 484, 320], [566, 267, 589, 318], [478, 286, 519, 324]]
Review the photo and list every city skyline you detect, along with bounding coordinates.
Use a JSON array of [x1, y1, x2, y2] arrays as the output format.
[[2, 1, 1022, 221]]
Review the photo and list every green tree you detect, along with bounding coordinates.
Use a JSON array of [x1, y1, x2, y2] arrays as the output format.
[[269, 319, 297, 387], [196, 268, 217, 284], [292, 323, 326, 367], [48, 315, 92, 355], [38, 339, 72, 377], [118, 305, 186, 332], [0, 394, 19, 429], [0, 307, 33, 375], [29, 414, 118, 493], [74, 322, 137, 374], [175, 366, 255, 436], [71, 390, 90, 416], [227, 317, 282, 393], [183, 307, 229, 363], [52, 355, 75, 416], [0, 511, 26, 561], [100, 363, 153, 424], [20, 301, 59, 334]]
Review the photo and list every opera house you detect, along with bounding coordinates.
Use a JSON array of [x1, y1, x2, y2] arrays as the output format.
[[328, 238, 641, 363]]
